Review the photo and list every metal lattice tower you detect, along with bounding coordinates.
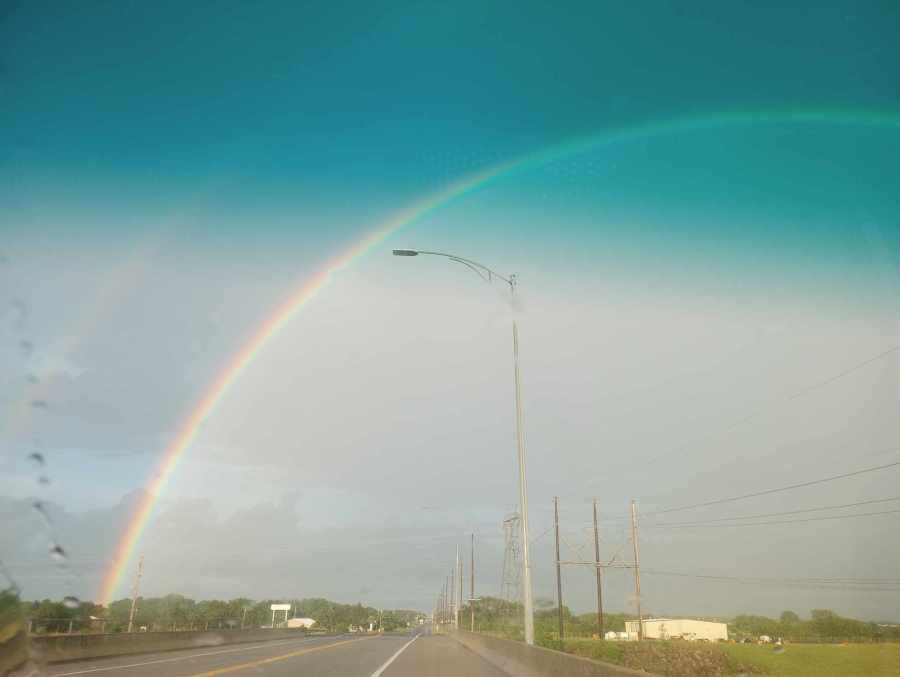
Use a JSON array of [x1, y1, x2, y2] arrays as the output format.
[[500, 513, 522, 602]]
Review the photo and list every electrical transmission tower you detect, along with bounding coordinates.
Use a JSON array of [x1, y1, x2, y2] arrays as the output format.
[[127, 554, 144, 633], [500, 513, 522, 602]]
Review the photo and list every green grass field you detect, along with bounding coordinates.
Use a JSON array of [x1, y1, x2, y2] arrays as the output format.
[[559, 639, 900, 677], [721, 643, 900, 677]]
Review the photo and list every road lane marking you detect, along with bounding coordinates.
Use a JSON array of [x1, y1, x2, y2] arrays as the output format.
[[52, 637, 322, 675], [188, 636, 375, 676], [368, 635, 418, 677]]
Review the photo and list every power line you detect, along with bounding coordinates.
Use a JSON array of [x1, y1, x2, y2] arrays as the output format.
[[642, 343, 900, 467], [643, 457, 900, 516], [644, 570, 900, 584], [642, 569, 900, 592], [529, 524, 555, 545], [784, 344, 900, 400], [644, 507, 900, 529], [642, 496, 900, 526]]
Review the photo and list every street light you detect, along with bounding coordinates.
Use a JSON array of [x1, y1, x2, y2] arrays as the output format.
[[392, 247, 535, 645]]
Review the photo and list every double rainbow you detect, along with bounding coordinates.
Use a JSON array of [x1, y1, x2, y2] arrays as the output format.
[[97, 107, 900, 604]]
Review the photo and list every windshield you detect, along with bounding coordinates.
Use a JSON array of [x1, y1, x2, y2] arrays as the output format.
[[2, 3, 899, 677]]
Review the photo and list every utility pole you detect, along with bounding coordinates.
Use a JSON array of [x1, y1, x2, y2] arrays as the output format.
[[630, 499, 643, 640], [470, 533, 475, 632], [455, 546, 461, 628], [450, 563, 456, 629], [553, 497, 564, 640], [457, 548, 463, 627], [127, 554, 143, 633], [592, 499, 604, 638]]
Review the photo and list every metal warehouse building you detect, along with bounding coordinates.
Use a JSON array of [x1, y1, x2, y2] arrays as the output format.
[[624, 618, 728, 641]]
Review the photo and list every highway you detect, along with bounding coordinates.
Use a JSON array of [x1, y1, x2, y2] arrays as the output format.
[[38, 631, 510, 677]]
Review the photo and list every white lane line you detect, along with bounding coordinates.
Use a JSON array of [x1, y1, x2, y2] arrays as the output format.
[[368, 635, 419, 677], [52, 636, 324, 675]]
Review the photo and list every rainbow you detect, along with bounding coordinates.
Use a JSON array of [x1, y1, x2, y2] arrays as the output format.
[[97, 106, 900, 604]]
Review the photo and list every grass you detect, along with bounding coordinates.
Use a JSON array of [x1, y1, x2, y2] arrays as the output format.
[[560, 639, 756, 677], [721, 642, 900, 677], [557, 639, 900, 677]]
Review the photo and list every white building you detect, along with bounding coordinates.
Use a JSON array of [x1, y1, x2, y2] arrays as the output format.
[[604, 631, 632, 641], [624, 618, 727, 642], [287, 618, 317, 629]]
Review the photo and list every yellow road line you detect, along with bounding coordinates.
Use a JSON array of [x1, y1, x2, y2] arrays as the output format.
[[188, 636, 376, 676], [54, 638, 313, 675]]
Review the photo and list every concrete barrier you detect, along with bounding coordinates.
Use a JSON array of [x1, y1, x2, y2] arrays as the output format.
[[451, 631, 657, 677], [30, 627, 317, 664]]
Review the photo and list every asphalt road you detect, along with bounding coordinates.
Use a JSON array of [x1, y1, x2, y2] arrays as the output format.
[[36, 631, 510, 677]]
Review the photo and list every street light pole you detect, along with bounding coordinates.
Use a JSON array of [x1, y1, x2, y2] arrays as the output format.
[[393, 249, 535, 644], [512, 316, 535, 645]]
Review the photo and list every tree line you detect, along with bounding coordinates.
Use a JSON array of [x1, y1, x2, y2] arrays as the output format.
[[730, 609, 900, 643], [20, 592, 899, 643], [21, 594, 424, 634], [458, 597, 900, 644], [458, 596, 632, 642]]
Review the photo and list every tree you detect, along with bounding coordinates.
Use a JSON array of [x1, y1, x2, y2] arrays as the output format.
[[780, 610, 799, 624]]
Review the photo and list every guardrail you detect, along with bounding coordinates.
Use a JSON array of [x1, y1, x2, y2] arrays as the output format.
[[30, 627, 316, 664], [450, 630, 658, 677]]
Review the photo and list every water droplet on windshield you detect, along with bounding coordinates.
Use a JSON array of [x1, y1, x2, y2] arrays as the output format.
[[10, 299, 27, 329], [63, 596, 80, 609], [49, 544, 67, 561], [33, 501, 52, 526], [11, 298, 26, 310]]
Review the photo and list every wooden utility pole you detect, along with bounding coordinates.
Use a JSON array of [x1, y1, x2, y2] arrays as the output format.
[[592, 499, 605, 638], [444, 576, 453, 624], [450, 561, 456, 628], [553, 497, 564, 640], [457, 546, 463, 629], [470, 533, 475, 632], [127, 554, 144, 633], [630, 500, 642, 640]]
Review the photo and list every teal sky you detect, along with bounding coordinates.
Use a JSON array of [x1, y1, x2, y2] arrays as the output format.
[[3, 2, 900, 303], [2, 2, 900, 618]]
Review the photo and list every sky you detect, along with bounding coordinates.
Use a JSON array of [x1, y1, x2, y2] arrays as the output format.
[[2, 1, 900, 621]]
